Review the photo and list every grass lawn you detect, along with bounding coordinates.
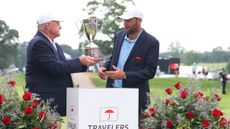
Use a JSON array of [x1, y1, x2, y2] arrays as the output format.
[[2, 72, 229, 128]]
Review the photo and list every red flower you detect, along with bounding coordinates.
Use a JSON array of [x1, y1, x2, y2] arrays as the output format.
[[212, 109, 223, 118], [23, 91, 32, 101], [166, 120, 173, 128], [165, 88, 173, 95], [0, 95, 4, 104], [32, 100, 39, 108], [135, 56, 142, 62], [219, 117, 228, 128], [202, 120, 210, 128], [141, 112, 150, 119], [214, 93, 221, 101], [2, 117, 11, 125], [7, 80, 16, 87], [24, 106, 34, 115], [171, 101, 175, 107], [39, 111, 47, 120], [181, 90, 187, 99], [194, 92, 204, 100], [186, 111, 194, 120], [149, 107, 156, 117], [49, 121, 58, 129], [174, 82, 181, 89], [165, 99, 170, 106], [139, 126, 144, 129]]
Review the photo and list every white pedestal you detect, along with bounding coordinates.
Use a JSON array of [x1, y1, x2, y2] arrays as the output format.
[[67, 88, 139, 129]]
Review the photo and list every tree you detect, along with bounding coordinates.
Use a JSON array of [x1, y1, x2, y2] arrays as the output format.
[[80, 0, 134, 56], [167, 41, 185, 58], [210, 46, 225, 63], [181, 51, 201, 65], [0, 20, 19, 69], [15, 42, 27, 71], [226, 62, 230, 73], [60, 44, 82, 57]]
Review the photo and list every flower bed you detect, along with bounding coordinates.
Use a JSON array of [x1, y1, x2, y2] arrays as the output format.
[[0, 78, 63, 129], [140, 80, 230, 129]]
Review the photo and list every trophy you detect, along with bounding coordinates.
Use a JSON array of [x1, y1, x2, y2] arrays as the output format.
[[82, 16, 102, 61]]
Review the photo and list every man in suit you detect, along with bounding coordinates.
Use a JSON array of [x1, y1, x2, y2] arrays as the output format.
[[25, 13, 98, 116], [98, 6, 159, 116]]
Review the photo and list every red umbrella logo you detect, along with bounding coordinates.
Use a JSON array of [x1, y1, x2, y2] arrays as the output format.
[[105, 109, 114, 119]]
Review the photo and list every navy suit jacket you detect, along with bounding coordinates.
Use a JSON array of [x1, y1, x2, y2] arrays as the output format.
[[103, 29, 159, 114], [25, 31, 87, 116]]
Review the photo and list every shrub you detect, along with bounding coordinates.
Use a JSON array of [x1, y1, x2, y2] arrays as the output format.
[[0, 78, 63, 129], [140, 80, 230, 129]]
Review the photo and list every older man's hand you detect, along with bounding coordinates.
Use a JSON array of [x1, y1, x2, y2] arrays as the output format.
[[79, 55, 98, 66]]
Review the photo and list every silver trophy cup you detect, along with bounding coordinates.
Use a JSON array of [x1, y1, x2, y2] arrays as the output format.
[[82, 17, 102, 61]]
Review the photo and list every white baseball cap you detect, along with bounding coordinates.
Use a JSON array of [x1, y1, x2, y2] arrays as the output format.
[[119, 6, 143, 20], [37, 13, 63, 25]]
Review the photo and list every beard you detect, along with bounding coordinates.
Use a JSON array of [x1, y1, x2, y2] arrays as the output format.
[[127, 25, 138, 34], [126, 21, 138, 35]]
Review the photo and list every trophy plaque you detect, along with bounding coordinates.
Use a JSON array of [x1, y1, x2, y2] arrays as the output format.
[[82, 16, 102, 61]]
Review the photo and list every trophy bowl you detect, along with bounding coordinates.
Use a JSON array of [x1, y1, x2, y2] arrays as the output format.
[[82, 17, 103, 61]]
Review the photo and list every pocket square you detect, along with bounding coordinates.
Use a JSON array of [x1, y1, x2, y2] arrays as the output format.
[[135, 56, 142, 62]]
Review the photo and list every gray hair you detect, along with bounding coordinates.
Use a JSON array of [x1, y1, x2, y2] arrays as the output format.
[[37, 23, 45, 31]]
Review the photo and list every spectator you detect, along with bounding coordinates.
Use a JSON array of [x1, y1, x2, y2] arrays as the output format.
[[192, 62, 197, 77], [192, 62, 197, 76], [219, 68, 229, 94], [174, 63, 179, 78], [202, 66, 209, 79]]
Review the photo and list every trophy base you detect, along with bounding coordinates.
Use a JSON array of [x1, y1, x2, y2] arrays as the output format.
[[93, 56, 103, 61], [85, 47, 103, 61]]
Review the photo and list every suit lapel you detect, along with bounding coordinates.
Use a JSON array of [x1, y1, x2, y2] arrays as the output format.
[[48, 43, 61, 60], [56, 44, 66, 60], [113, 30, 146, 66], [37, 31, 61, 60], [113, 32, 126, 65]]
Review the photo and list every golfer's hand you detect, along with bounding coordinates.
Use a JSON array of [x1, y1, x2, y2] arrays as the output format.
[[105, 65, 126, 80], [98, 67, 107, 80]]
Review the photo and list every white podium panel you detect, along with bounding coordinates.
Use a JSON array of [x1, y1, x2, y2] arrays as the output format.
[[67, 88, 139, 129]]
